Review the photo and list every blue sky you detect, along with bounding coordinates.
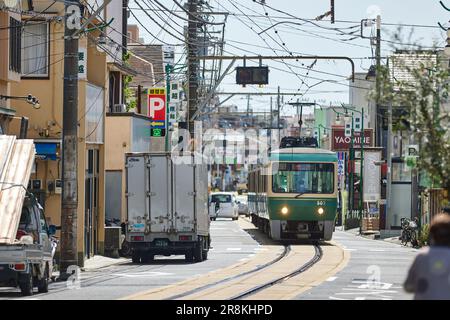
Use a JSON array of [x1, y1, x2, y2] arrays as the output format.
[[129, 0, 448, 114]]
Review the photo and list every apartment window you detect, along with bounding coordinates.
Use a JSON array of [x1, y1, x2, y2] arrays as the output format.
[[9, 17, 22, 73], [22, 22, 49, 77]]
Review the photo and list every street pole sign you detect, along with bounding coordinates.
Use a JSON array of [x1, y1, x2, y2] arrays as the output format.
[[344, 116, 352, 137], [354, 116, 362, 133], [148, 88, 167, 137]]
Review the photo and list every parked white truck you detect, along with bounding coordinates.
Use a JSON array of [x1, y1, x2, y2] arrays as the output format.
[[0, 194, 56, 296], [125, 152, 210, 263]]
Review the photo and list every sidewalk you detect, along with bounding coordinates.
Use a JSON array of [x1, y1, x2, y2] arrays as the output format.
[[340, 226, 416, 248], [81, 255, 129, 271]]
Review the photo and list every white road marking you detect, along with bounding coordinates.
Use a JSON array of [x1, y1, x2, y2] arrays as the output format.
[[369, 249, 386, 252], [113, 271, 173, 278], [226, 248, 242, 251], [254, 248, 268, 252], [329, 296, 346, 300], [326, 277, 338, 282]]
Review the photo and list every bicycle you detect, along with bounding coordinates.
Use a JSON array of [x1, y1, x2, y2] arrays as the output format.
[[400, 218, 418, 247]]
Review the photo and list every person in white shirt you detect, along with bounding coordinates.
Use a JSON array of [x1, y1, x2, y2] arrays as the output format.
[[404, 214, 450, 300]]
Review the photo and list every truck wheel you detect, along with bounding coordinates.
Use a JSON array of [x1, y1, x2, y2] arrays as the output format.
[[19, 271, 34, 296], [202, 249, 208, 261], [141, 254, 154, 263], [194, 238, 204, 262], [185, 251, 194, 262], [131, 252, 141, 264], [37, 266, 49, 293]]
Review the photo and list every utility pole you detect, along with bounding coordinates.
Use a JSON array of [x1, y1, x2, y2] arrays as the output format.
[[187, 0, 199, 138], [60, 0, 81, 277], [269, 96, 273, 150], [386, 100, 393, 230], [246, 94, 250, 117], [375, 15, 382, 149], [359, 108, 365, 234], [277, 86, 281, 144]]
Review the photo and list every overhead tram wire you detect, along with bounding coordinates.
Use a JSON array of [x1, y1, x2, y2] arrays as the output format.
[[171, 0, 227, 26], [83, 1, 189, 81], [141, 0, 188, 40], [223, 0, 352, 103], [222, 0, 314, 98], [145, 0, 177, 45], [127, 7, 443, 29], [251, 0, 440, 49], [128, 5, 184, 46], [256, 2, 313, 99]]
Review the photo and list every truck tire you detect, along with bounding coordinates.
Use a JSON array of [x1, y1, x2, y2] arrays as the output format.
[[37, 266, 49, 293], [131, 252, 141, 264], [202, 249, 208, 261], [19, 270, 34, 296], [185, 251, 194, 262], [141, 254, 154, 263], [194, 238, 204, 262]]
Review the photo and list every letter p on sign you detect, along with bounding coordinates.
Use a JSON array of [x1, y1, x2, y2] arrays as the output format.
[[149, 97, 165, 118]]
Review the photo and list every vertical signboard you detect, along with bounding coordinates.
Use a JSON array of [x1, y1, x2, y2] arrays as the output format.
[[364, 151, 381, 201], [148, 88, 166, 137], [78, 47, 87, 80]]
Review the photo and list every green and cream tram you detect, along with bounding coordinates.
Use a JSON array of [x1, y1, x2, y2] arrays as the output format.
[[248, 147, 338, 241]]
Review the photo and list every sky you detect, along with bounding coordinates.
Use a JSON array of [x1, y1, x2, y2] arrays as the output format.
[[128, 0, 449, 116]]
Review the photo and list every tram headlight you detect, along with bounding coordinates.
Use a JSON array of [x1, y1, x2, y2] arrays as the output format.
[[318, 207, 325, 215], [281, 207, 289, 215]]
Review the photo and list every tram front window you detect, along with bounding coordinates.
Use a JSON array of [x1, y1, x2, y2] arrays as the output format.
[[272, 163, 334, 194]]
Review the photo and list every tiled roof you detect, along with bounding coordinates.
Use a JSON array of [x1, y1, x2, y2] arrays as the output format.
[[128, 44, 166, 87]]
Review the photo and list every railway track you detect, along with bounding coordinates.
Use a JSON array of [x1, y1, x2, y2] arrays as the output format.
[[230, 243, 322, 300], [165, 244, 291, 300], [164, 243, 322, 300]]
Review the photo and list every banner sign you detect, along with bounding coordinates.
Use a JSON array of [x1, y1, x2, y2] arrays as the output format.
[[148, 88, 166, 130], [331, 127, 374, 151]]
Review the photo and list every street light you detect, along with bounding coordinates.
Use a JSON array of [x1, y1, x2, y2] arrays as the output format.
[[328, 105, 365, 232], [0, 94, 41, 109], [341, 104, 365, 234]]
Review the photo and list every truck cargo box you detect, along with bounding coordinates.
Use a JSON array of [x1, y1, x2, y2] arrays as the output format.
[[125, 152, 210, 263]]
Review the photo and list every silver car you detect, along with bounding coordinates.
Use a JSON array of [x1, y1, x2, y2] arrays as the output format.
[[236, 195, 249, 216]]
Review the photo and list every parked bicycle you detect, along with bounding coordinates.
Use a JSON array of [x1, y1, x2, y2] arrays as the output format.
[[400, 217, 419, 247]]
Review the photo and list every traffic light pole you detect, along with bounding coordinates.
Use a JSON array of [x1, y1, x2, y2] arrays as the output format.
[[359, 107, 365, 234], [349, 115, 355, 222], [165, 64, 172, 152]]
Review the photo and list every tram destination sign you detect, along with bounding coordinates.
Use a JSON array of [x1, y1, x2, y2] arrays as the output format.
[[331, 127, 374, 151]]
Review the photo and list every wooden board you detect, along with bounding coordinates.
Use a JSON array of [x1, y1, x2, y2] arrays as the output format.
[[0, 138, 35, 245]]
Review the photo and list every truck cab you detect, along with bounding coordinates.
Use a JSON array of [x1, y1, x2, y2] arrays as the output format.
[[0, 195, 55, 296]]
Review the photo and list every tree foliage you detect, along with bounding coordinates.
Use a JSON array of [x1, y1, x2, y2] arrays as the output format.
[[373, 51, 450, 202]]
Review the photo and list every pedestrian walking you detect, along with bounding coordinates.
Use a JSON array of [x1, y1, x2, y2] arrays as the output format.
[[404, 214, 450, 299]]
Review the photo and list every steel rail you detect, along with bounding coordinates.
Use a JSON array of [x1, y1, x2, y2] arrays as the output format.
[[229, 244, 323, 300], [165, 244, 291, 300]]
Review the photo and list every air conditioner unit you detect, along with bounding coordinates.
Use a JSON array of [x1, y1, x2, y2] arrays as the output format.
[[113, 104, 126, 113]]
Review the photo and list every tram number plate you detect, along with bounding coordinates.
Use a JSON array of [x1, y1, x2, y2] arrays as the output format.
[[155, 240, 168, 247], [317, 201, 326, 206]]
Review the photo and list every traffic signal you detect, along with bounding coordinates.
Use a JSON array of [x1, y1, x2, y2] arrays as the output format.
[[236, 67, 269, 85]]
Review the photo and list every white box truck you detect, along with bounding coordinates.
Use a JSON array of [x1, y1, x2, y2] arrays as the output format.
[[125, 152, 210, 263]]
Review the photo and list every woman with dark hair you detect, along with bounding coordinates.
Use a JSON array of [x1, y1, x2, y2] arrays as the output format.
[[404, 214, 450, 299]]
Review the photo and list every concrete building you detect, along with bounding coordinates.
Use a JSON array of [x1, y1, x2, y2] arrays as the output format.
[[8, 0, 131, 266], [0, 2, 25, 134]]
